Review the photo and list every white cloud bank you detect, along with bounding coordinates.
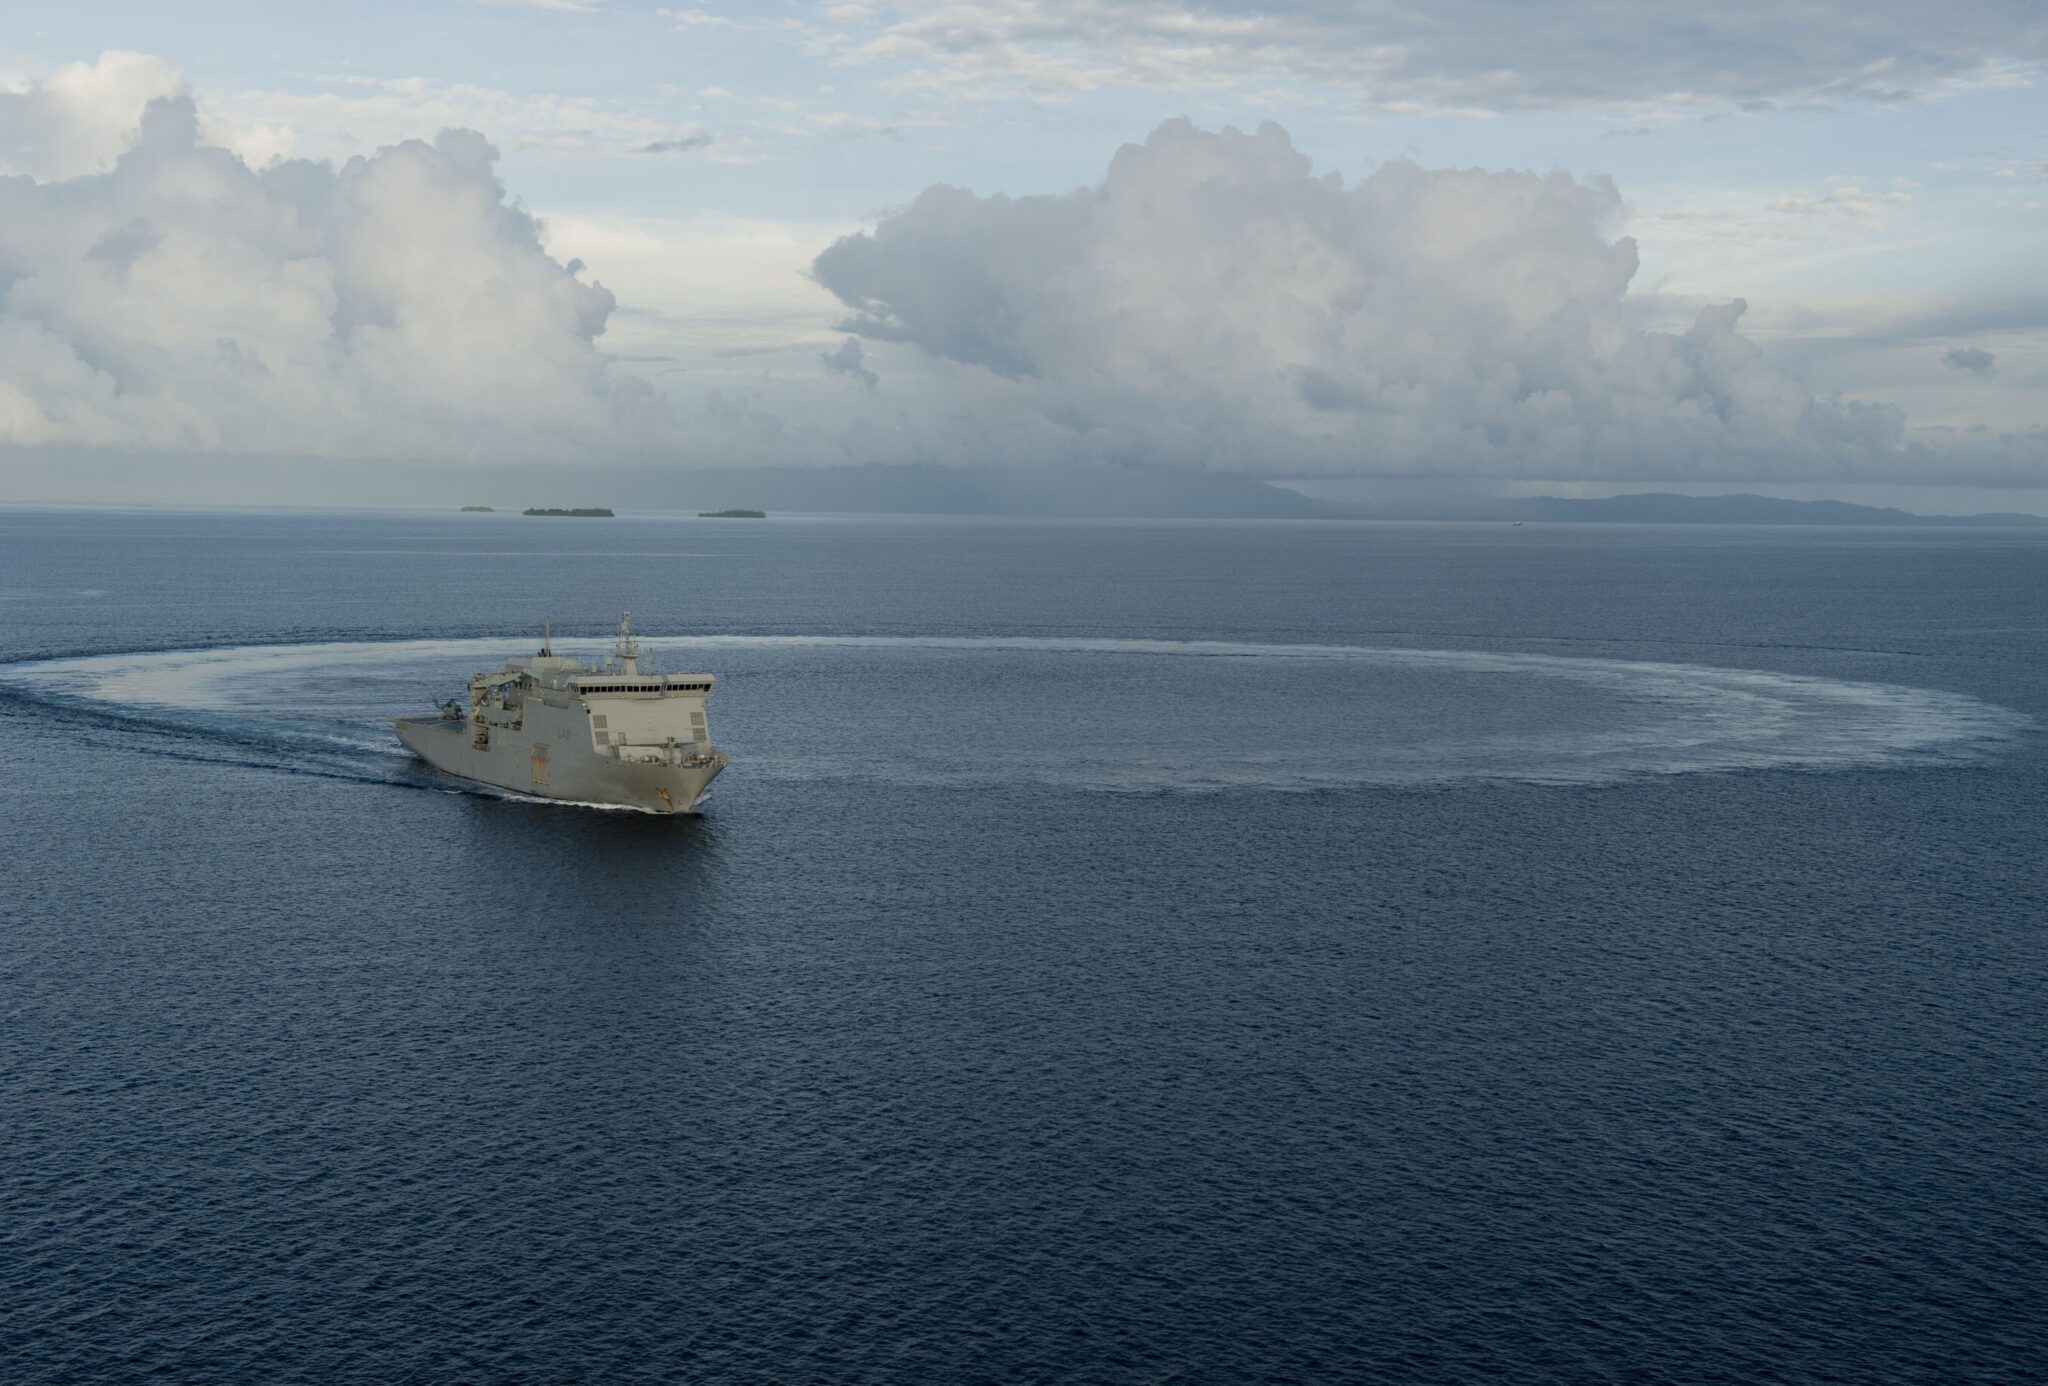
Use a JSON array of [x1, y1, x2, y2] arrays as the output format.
[[2, 55, 2038, 486], [0, 57, 665, 462], [815, 119, 2042, 481]]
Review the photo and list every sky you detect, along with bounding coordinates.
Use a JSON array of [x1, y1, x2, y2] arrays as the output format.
[[1, 1, 2045, 509]]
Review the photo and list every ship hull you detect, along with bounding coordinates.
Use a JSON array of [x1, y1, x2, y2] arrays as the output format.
[[394, 717, 724, 813]]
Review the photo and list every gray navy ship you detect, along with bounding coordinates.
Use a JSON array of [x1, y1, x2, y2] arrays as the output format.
[[394, 614, 727, 813]]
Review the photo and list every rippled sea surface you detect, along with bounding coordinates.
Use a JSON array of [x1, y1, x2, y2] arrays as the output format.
[[4, 509, 2045, 1383]]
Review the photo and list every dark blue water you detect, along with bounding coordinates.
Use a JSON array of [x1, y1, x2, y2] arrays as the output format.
[[4, 509, 2045, 1383]]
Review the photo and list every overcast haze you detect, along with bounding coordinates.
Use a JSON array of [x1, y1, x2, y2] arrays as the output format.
[[2, 3, 2045, 510]]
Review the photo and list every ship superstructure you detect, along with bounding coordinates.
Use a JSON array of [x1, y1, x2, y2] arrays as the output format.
[[394, 614, 727, 813]]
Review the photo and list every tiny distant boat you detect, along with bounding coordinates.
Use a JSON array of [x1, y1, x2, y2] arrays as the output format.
[[394, 614, 727, 813]]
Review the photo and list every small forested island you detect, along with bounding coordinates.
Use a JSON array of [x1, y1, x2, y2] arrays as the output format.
[[459, 505, 494, 512], [700, 508, 767, 519], [523, 507, 615, 518]]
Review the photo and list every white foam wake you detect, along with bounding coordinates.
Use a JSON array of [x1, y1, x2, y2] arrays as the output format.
[[1, 634, 2030, 791]]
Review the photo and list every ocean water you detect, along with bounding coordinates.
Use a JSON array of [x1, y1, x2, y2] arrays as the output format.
[[3, 508, 2045, 1382]]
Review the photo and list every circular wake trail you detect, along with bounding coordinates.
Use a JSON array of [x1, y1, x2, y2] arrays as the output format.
[[0, 635, 2030, 793]]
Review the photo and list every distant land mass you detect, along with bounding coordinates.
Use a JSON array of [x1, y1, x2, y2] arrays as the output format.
[[479, 487, 2048, 526], [459, 505, 494, 512], [12, 450, 2047, 525], [1499, 493, 2048, 527], [653, 464, 1329, 519], [607, 469, 2043, 526]]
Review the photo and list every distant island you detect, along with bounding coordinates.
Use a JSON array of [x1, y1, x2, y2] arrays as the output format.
[[523, 507, 614, 518], [459, 505, 494, 512], [699, 508, 767, 519], [1502, 493, 2048, 528]]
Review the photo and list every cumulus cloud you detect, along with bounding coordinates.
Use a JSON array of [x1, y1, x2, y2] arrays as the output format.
[[821, 336, 879, 390], [6, 54, 2038, 488], [1943, 346, 1997, 374], [0, 66, 667, 461], [813, 1, 2043, 114], [0, 51, 189, 180], [814, 118, 1993, 481]]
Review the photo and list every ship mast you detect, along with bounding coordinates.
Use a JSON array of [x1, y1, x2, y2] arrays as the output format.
[[615, 611, 640, 675]]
